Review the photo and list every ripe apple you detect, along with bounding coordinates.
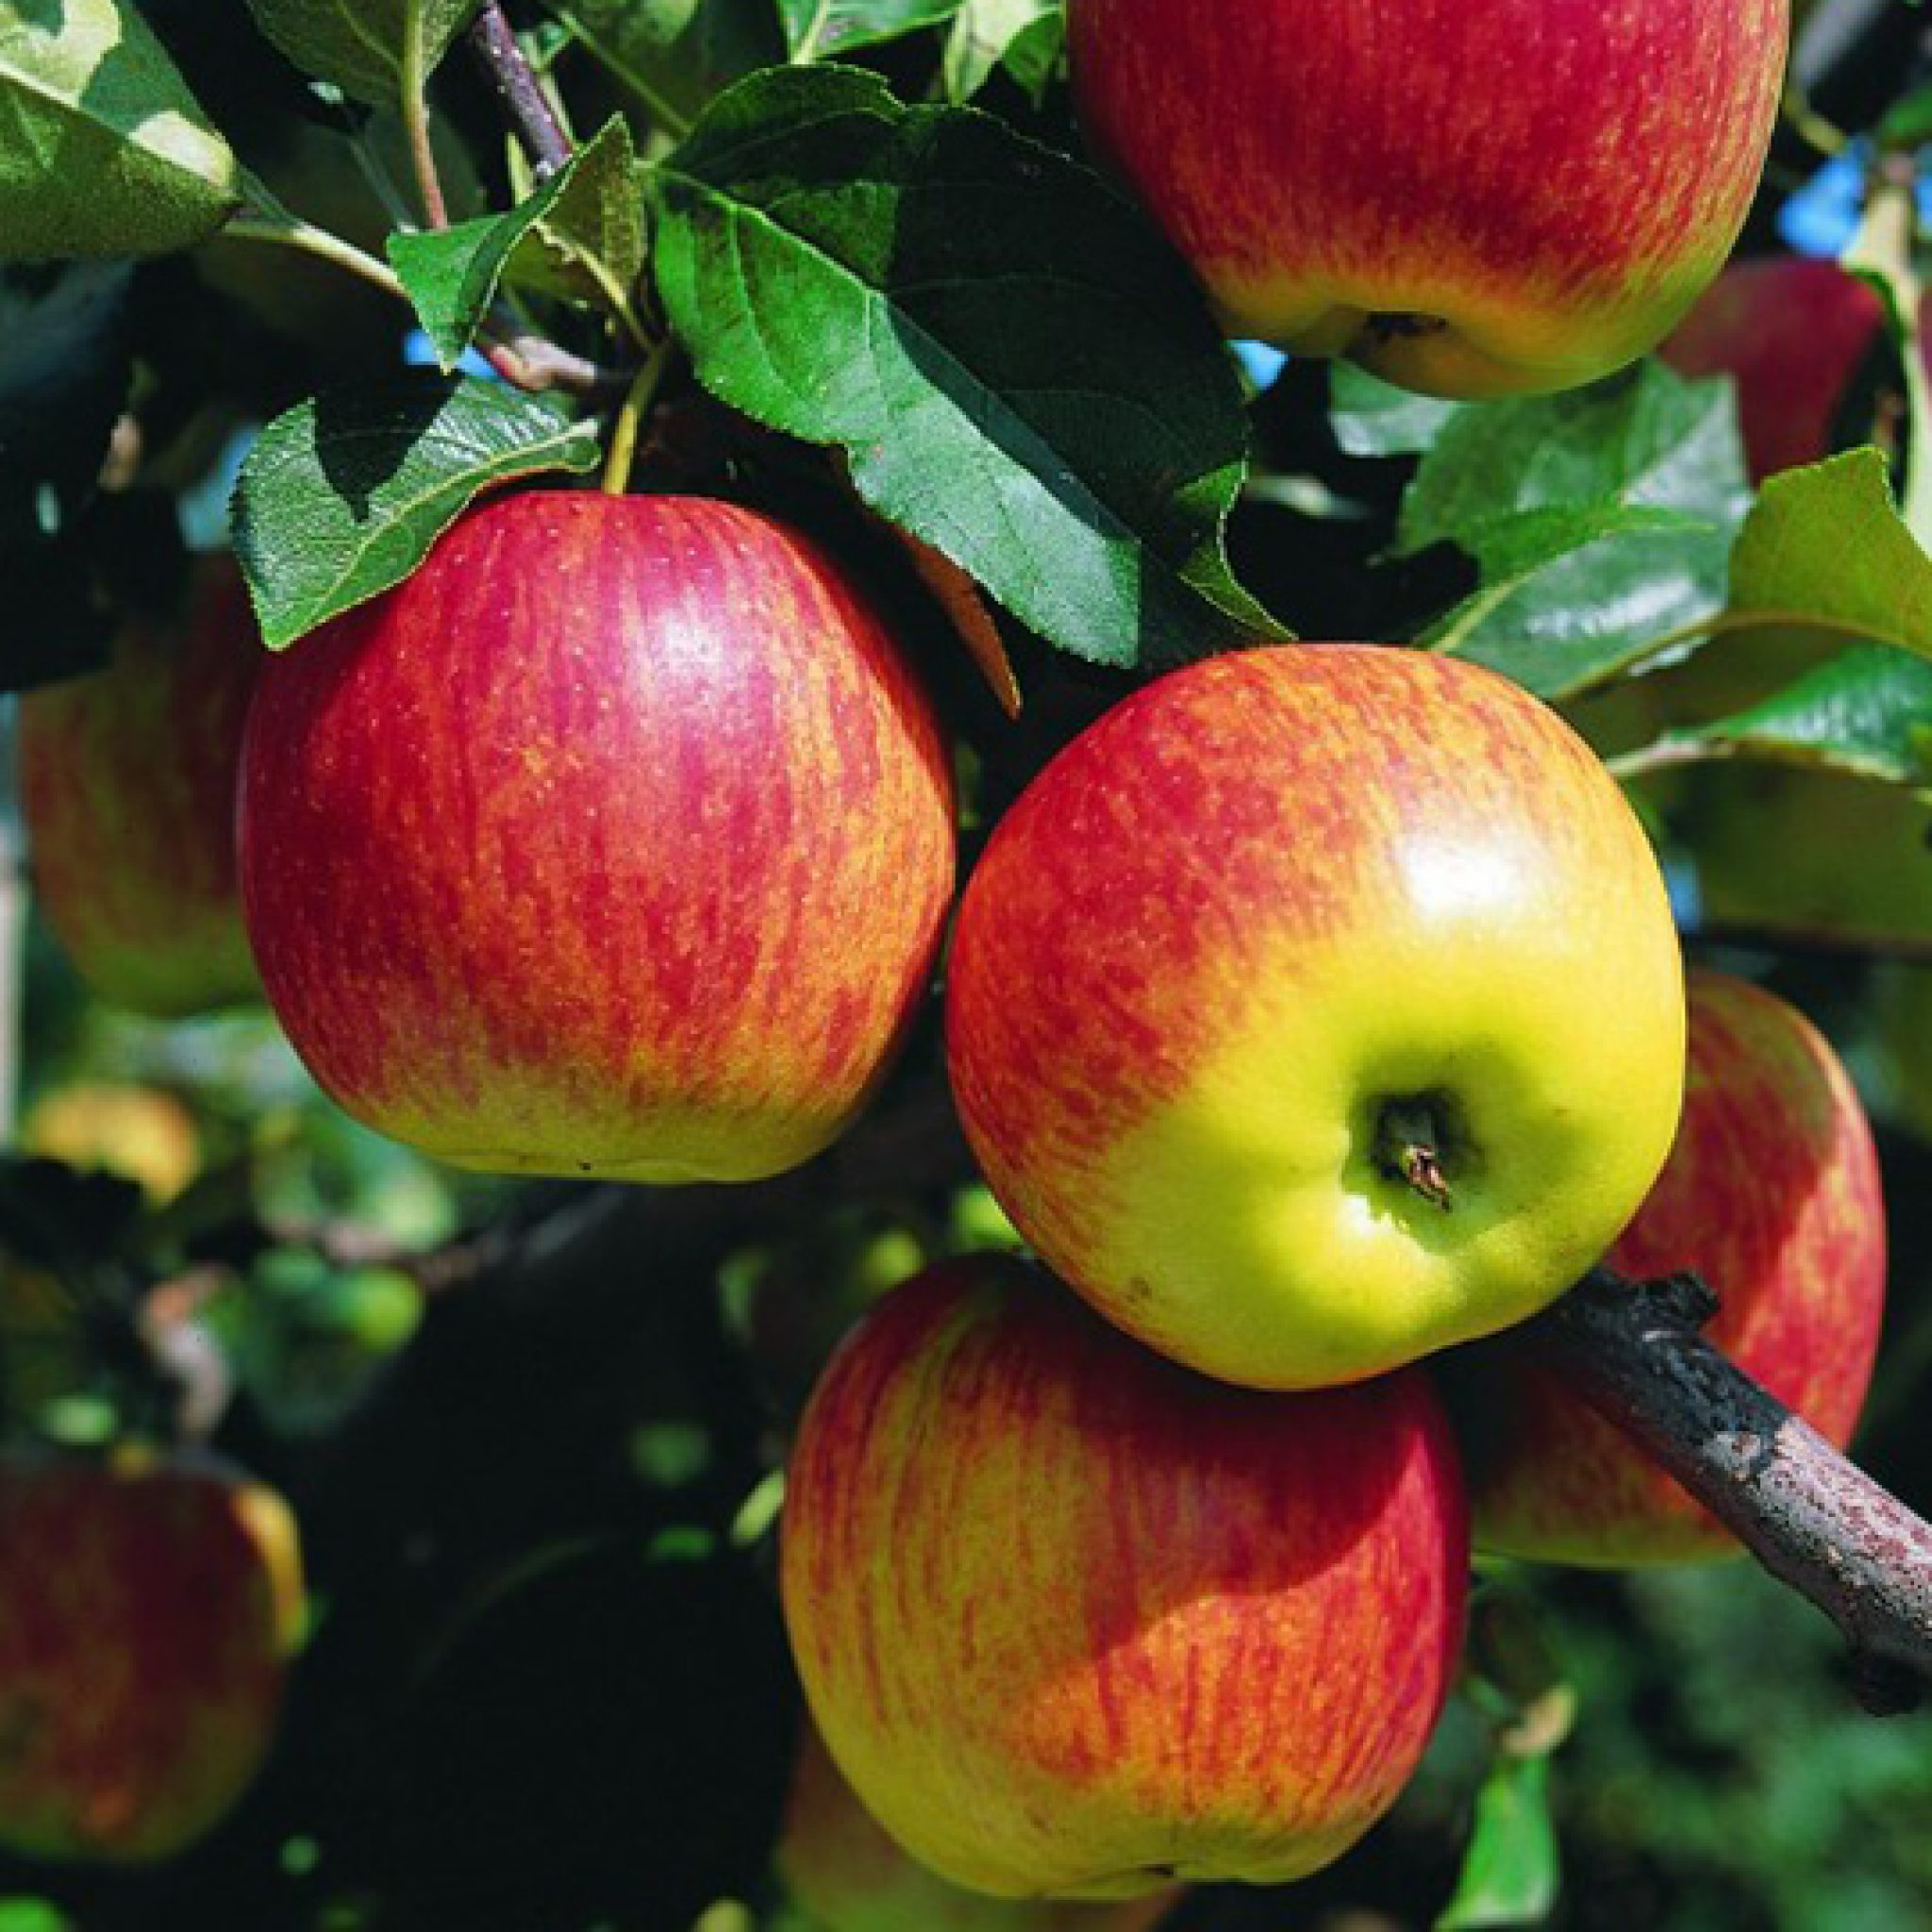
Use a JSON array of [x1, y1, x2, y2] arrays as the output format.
[[946, 643, 1686, 1392], [238, 490, 957, 1184], [0, 1448, 303, 1863], [1065, 0, 1788, 399], [18, 557, 263, 1018], [1660, 255, 1906, 484], [1455, 972, 1886, 1565], [778, 1719, 1184, 1932], [781, 1253, 1470, 1900]]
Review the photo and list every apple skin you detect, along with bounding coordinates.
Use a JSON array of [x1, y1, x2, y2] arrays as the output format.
[[238, 490, 956, 1184], [0, 1450, 303, 1863], [1660, 256, 1898, 484], [781, 1253, 1470, 1900], [945, 643, 1686, 1392], [778, 1721, 1184, 1932], [1455, 972, 1886, 1566], [18, 557, 263, 1018], [1065, 0, 1788, 399]]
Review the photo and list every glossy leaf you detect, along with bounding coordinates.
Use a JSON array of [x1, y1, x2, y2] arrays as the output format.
[[651, 65, 1279, 671], [244, 0, 483, 108], [1438, 1753, 1561, 1930], [232, 374, 603, 648], [942, 0, 1061, 101], [776, 0, 960, 61]]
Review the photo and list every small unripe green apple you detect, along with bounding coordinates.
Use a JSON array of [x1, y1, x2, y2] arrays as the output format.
[[1066, 0, 1788, 398], [19, 557, 263, 1018], [0, 1449, 303, 1863], [238, 491, 957, 1184], [782, 1253, 1469, 1899], [1456, 972, 1885, 1565], [946, 643, 1686, 1391]]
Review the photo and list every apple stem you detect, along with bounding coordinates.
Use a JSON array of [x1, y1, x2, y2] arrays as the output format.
[[602, 340, 675, 495], [1376, 1100, 1455, 1211]]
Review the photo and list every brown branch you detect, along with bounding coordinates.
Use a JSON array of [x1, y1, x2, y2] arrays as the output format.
[[1527, 1268, 1932, 1714], [467, 3, 574, 178]]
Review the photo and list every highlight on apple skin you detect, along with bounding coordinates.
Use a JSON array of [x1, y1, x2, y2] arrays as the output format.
[[781, 1253, 1470, 1901], [1454, 972, 1886, 1567], [18, 555, 264, 1018], [238, 489, 957, 1185], [945, 643, 1687, 1393], [0, 1451, 304, 1864], [777, 1718, 1185, 1932], [1065, 0, 1789, 399]]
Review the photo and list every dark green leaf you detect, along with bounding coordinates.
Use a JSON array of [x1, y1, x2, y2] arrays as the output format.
[[1438, 1753, 1561, 1930], [942, 0, 1061, 102], [777, 0, 961, 61], [538, 0, 783, 131], [1330, 363, 1466, 458], [1727, 450, 1932, 662], [390, 117, 641, 368], [0, 0, 238, 258], [1414, 364, 1749, 699], [244, 0, 483, 108], [650, 65, 1280, 670], [232, 374, 604, 649]]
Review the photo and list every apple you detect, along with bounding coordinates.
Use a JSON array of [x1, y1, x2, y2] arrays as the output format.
[[1660, 255, 1906, 484], [18, 556, 263, 1018], [238, 489, 956, 1184], [0, 1448, 303, 1863], [945, 643, 1686, 1392], [1455, 972, 1886, 1565], [781, 1252, 1470, 1900], [1065, 0, 1788, 399], [778, 1719, 1184, 1932]]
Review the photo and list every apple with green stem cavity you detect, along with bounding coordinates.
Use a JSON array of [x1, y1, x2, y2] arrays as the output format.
[[1454, 972, 1885, 1565], [946, 643, 1686, 1392], [19, 556, 263, 1018], [1065, 0, 1788, 399], [0, 1449, 303, 1863], [238, 490, 956, 1184], [782, 1253, 1469, 1901], [778, 1720, 1184, 1931]]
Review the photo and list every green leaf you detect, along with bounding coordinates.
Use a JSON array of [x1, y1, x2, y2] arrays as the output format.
[[243, 0, 483, 108], [1414, 364, 1750, 700], [942, 0, 1061, 102], [232, 373, 604, 649], [0, 1902, 73, 1932], [1663, 645, 1932, 786], [1330, 363, 1466, 459], [1726, 451, 1932, 662], [1438, 1752, 1561, 1930], [0, 0, 239, 259], [389, 116, 641, 368], [777, 0, 962, 61], [650, 65, 1280, 671], [538, 0, 783, 130]]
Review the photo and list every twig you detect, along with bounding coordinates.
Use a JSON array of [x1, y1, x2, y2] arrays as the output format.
[[1527, 1268, 1932, 1714], [468, 3, 575, 177]]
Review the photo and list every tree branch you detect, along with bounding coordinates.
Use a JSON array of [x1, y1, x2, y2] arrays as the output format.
[[467, 4, 574, 178], [1527, 1267, 1932, 1714]]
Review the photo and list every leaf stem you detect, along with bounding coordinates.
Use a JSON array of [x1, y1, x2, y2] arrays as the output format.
[[222, 213, 410, 303], [601, 340, 675, 495], [401, 6, 450, 229]]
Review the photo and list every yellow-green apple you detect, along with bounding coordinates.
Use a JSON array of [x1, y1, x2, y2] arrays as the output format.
[[19, 557, 263, 1018], [778, 1719, 1184, 1931], [0, 1448, 303, 1862], [1661, 255, 1904, 484], [781, 1253, 1470, 1899], [237, 490, 956, 1183], [1453, 972, 1885, 1565], [945, 643, 1686, 1392], [1064, 0, 1788, 399]]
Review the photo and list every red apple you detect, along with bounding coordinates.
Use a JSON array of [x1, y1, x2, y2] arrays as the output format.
[[778, 1720, 1185, 1932], [238, 490, 956, 1183], [1660, 255, 1911, 483], [946, 643, 1686, 1393], [781, 1253, 1469, 1899], [1457, 972, 1886, 1566], [0, 1449, 303, 1863], [18, 556, 263, 1017], [1065, 0, 1788, 399]]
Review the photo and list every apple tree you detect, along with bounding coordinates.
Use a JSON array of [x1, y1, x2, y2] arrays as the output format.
[[2, 0, 1932, 1926]]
